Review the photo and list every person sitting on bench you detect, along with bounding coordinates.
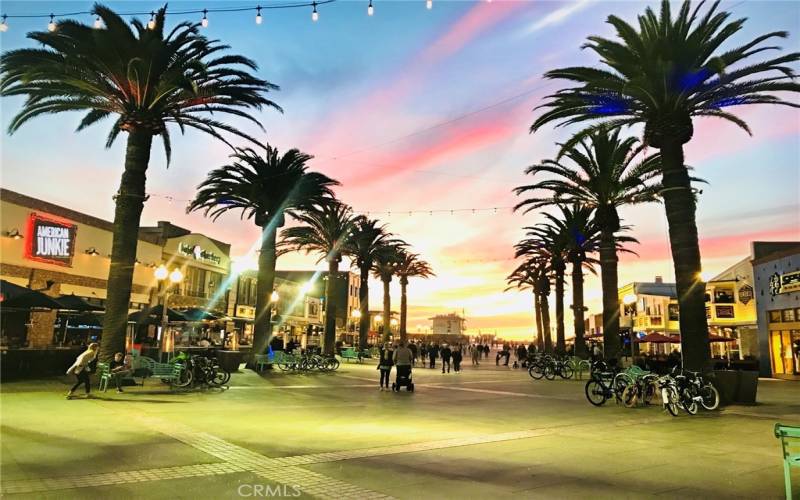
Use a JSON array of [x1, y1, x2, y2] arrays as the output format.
[[109, 352, 132, 393]]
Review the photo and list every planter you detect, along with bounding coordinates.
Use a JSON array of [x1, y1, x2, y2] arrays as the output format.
[[712, 370, 738, 406], [217, 350, 244, 372], [735, 370, 759, 405]]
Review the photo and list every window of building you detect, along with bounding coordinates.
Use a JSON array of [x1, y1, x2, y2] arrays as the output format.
[[714, 288, 735, 304], [783, 308, 796, 323], [184, 267, 207, 298], [668, 304, 679, 321], [769, 310, 782, 323]]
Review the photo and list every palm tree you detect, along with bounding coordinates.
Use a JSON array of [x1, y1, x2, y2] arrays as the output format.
[[515, 128, 660, 359], [280, 203, 356, 355], [188, 147, 339, 358], [506, 259, 545, 351], [343, 217, 399, 349], [372, 243, 406, 342], [395, 251, 434, 342], [0, 5, 280, 360], [530, 0, 800, 370], [517, 224, 568, 353]]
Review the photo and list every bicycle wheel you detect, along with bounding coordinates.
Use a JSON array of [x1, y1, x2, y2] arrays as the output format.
[[216, 368, 231, 385], [621, 385, 638, 408], [560, 364, 574, 380], [529, 364, 545, 380], [612, 374, 631, 403], [664, 387, 680, 417], [700, 383, 719, 411], [544, 364, 556, 381], [325, 358, 340, 371], [585, 380, 607, 406], [681, 390, 698, 415], [642, 379, 658, 405], [174, 367, 193, 388]]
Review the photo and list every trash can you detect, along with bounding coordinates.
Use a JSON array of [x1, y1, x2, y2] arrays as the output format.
[[217, 350, 244, 373], [735, 370, 759, 405], [712, 370, 738, 406]]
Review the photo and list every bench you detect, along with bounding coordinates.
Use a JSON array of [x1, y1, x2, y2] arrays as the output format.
[[131, 356, 183, 388], [253, 354, 271, 372], [340, 348, 361, 363], [775, 423, 800, 499]]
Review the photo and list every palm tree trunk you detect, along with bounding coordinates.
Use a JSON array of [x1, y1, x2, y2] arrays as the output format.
[[533, 291, 543, 352], [541, 293, 552, 353], [323, 259, 339, 356], [555, 267, 566, 354], [571, 258, 587, 358], [100, 130, 153, 362], [381, 278, 391, 342], [400, 279, 408, 343], [358, 266, 370, 349], [599, 228, 621, 361], [252, 225, 277, 357], [660, 140, 710, 372]]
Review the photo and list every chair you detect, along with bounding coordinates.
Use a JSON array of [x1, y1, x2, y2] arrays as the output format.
[[774, 423, 800, 499]]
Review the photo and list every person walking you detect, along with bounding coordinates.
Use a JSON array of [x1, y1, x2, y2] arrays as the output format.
[[428, 343, 439, 369], [440, 344, 452, 373], [393, 341, 413, 388], [409, 341, 418, 366], [483, 344, 489, 359], [66, 342, 99, 399], [452, 344, 463, 373], [471, 344, 481, 366], [377, 342, 394, 391]]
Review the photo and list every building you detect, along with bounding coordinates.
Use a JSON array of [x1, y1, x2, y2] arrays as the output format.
[[430, 313, 466, 337], [368, 309, 398, 337], [140, 221, 231, 315], [1, 189, 163, 347], [705, 257, 758, 361], [619, 278, 680, 341], [752, 242, 800, 379], [274, 270, 361, 333], [228, 271, 323, 348]]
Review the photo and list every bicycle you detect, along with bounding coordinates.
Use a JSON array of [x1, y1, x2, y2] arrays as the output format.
[[584, 365, 625, 406]]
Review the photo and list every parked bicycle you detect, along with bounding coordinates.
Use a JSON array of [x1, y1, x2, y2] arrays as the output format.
[[584, 363, 625, 406]]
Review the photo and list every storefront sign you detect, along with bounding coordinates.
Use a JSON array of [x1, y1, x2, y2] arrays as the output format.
[[179, 242, 221, 265], [24, 213, 77, 267], [769, 270, 800, 296], [738, 284, 754, 304], [715, 305, 735, 319]]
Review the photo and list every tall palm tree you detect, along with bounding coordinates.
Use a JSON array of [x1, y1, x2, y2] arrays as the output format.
[[395, 251, 434, 342], [515, 128, 660, 359], [280, 203, 356, 355], [517, 224, 568, 353], [506, 259, 545, 351], [372, 243, 406, 342], [188, 147, 338, 358], [0, 5, 280, 360], [343, 217, 399, 349], [512, 242, 555, 353], [530, 0, 800, 370]]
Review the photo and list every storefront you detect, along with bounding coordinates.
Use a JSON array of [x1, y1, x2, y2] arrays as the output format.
[[0, 189, 162, 348], [753, 242, 800, 379]]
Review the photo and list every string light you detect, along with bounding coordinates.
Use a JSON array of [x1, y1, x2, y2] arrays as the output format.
[[0, 15, 8, 32], [255, 6, 262, 24], [93, 15, 103, 29], [368, 0, 374, 16], [312, 2, 319, 22], [47, 13, 56, 32], [201, 9, 208, 27], [147, 11, 156, 29], [426, 0, 433, 10]]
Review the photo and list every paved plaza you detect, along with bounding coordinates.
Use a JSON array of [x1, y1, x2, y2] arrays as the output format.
[[1, 358, 799, 499]]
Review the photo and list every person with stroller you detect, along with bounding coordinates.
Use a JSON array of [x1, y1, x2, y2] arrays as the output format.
[[393, 341, 413, 390], [440, 344, 452, 373], [377, 342, 394, 391]]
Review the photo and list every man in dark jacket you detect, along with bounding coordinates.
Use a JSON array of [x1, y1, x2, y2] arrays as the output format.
[[441, 344, 452, 373], [428, 344, 439, 369]]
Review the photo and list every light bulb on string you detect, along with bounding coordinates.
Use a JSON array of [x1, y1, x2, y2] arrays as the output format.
[[311, 2, 319, 22], [48, 14, 56, 32], [0, 15, 8, 32], [426, 0, 432, 9], [201, 9, 208, 28], [368, 0, 374, 16], [147, 11, 155, 29], [255, 6, 262, 24]]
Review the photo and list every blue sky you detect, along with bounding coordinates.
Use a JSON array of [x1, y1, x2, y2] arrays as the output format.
[[1, 0, 799, 337]]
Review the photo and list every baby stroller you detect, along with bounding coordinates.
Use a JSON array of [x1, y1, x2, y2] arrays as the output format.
[[392, 365, 414, 392]]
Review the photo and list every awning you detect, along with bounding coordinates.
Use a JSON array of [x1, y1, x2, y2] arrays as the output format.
[[56, 294, 104, 312], [635, 332, 679, 344], [0, 280, 62, 309], [129, 305, 187, 324]]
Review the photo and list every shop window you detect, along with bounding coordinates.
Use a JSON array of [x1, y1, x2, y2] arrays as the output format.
[[782, 308, 796, 323], [769, 310, 782, 323], [714, 288, 735, 304], [668, 304, 680, 321]]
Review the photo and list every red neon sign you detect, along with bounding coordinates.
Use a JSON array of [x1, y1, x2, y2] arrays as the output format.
[[24, 212, 78, 267]]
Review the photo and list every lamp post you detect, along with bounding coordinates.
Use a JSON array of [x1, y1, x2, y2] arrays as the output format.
[[155, 265, 183, 360]]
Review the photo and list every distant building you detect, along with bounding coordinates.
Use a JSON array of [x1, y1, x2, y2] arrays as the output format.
[[430, 313, 466, 337], [274, 270, 360, 333]]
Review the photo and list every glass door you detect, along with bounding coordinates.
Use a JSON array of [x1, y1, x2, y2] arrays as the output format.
[[770, 331, 786, 375]]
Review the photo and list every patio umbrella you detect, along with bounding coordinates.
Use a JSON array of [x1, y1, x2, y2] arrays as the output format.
[[128, 305, 187, 324], [179, 307, 220, 321], [55, 294, 104, 312], [0, 280, 62, 309], [635, 332, 678, 344]]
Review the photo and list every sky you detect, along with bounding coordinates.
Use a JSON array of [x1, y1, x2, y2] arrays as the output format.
[[1, 0, 799, 340]]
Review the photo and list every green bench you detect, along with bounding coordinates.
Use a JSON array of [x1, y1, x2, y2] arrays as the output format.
[[775, 423, 800, 499], [132, 356, 183, 388], [253, 354, 271, 372], [340, 348, 361, 363]]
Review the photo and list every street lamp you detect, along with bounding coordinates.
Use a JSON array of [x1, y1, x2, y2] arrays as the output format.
[[155, 265, 183, 360]]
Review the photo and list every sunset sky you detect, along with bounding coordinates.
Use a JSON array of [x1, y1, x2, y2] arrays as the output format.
[[1, 0, 799, 339]]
